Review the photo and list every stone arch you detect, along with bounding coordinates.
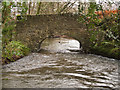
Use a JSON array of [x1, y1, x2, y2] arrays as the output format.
[[15, 14, 90, 52]]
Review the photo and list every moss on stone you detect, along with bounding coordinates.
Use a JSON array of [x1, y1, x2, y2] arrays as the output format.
[[90, 45, 120, 60]]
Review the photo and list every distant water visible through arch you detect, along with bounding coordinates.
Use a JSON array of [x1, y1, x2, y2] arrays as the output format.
[[40, 37, 81, 53]]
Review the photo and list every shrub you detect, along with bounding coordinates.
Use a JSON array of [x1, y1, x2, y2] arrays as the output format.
[[2, 41, 30, 62], [110, 48, 120, 59]]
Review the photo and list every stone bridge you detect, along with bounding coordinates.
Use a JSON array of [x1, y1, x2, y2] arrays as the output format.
[[15, 13, 91, 52]]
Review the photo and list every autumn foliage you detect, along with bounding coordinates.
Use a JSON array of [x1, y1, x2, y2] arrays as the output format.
[[95, 9, 120, 19]]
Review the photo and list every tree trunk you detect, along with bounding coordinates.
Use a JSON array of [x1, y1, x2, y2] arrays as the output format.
[[57, 2, 60, 13], [78, 2, 81, 15], [28, 1, 32, 15], [36, 2, 41, 15], [31, 2, 35, 14]]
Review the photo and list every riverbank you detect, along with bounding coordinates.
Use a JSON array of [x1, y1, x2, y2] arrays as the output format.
[[90, 46, 120, 60], [2, 38, 120, 65]]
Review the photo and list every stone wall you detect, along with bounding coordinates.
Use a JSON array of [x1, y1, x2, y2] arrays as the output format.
[[15, 13, 90, 52]]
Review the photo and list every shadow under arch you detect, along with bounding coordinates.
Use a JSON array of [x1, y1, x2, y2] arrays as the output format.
[[37, 35, 83, 53]]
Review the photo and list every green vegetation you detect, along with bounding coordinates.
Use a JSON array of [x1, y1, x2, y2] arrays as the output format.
[[2, 1, 29, 64], [2, 41, 29, 64], [78, 1, 120, 59], [3, 41, 29, 59]]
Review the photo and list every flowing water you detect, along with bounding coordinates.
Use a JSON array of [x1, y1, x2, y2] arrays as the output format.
[[2, 38, 119, 89]]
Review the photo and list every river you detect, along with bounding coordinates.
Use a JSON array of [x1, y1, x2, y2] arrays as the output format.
[[2, 38, 119, 89]]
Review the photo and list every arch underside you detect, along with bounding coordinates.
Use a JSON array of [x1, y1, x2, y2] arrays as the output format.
[[37, 29, 90, 53]]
